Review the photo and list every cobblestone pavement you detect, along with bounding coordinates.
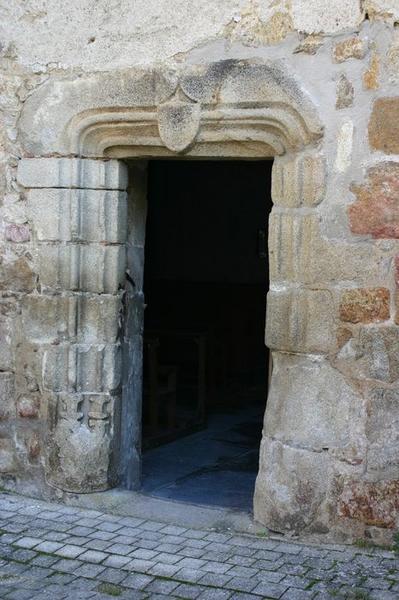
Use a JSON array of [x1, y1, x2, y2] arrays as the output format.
[[0, 493, 398, 599]]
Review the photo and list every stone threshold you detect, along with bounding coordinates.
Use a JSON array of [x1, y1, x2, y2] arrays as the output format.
[[62, 488, 265, 537]]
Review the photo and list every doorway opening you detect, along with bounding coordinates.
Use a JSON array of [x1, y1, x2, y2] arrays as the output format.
[[141, 160, 272, 512]]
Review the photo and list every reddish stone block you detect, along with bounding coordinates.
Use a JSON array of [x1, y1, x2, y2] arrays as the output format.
[[339, 288, 390, 324], [336, 326, 352, 350], [338, 480, 399, 528], [5, 224, 30, 243], [348, 162, 399, 238], [17, 397, 39, 419]]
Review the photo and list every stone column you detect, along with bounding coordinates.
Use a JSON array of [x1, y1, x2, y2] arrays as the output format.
[[17, 158, 128, 493]]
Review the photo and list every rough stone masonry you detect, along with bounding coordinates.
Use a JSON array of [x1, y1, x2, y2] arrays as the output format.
[[0, 0, 399, 545]]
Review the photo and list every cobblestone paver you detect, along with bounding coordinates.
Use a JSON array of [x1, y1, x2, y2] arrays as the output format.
[[0, 493, 398, 599]]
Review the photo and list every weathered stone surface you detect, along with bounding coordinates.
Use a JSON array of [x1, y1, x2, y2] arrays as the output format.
[[0, 0, 371, 78], [291, 0, 363, 34], [22, 294, 121, 344], [265, 288, 333, 353], [0, 1, 267, 72], [349, 162, 399, 237], [366, 387, 399, 479], [17, 396, 39, 419], [363, 53, 380, 90], [336, 74, 354, 109], [334, 120, 353, 172], [19, 62, 323, 156], [223, 2, 293, 46], [127, 162, 148, 248], [26, 431, 41, 461], [362, 326, 397, 381], [2, 202, 28, 226], [336, 325, 353, 351], [0, 373, 15, 421], [157, 98, 201, 152], [5, 224, 30, 243], [0, 436, 16, 473], [386, 37, 399, 84], [123, 292, 145, 339], [42, 343, 121, 393], [363, 0, 399, 21], [335, 326, 399, 383], [369, 99, 399, 154], [28, 189, 127, 243], [333, 36, 365, 63], [18, 158, 128, 190], [46, 392, 117, 492], [269, 213, 387, 286], [339, 288, 390, 323], [271, 151, 326, 207], [264, 353, 362, 453], [0, 255, 36, 292], [35, 244, 125, 293], [120, 334, 143, 490], [0, 320, 14, 371], [254, 436, 332, 533], [294, 34, 323, 55], [338, 479, 399, 528]]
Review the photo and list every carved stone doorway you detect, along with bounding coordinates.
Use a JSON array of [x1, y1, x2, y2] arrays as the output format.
[[17, 60, 327, 534]]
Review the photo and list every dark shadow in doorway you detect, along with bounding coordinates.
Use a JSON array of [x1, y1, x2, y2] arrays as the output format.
[[141, 160, 272, 511], [142, 383, 264, 511]]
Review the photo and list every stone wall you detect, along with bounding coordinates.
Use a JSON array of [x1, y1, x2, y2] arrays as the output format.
[[0, 0, 399, 543]]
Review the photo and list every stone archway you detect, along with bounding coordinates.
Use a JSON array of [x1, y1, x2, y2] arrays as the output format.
[[17, 60, 331, 533]]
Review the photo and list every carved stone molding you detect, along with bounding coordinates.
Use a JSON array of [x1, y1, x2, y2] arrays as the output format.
[[27, 188, 127, 243], [272, 149, 326, 207], [18, 157, 127, 493], [19, 61, 323, 158], [17, 158, 128, 189]]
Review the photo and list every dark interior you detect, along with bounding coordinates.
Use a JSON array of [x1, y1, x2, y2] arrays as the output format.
[[141, 160, 273, 511]]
